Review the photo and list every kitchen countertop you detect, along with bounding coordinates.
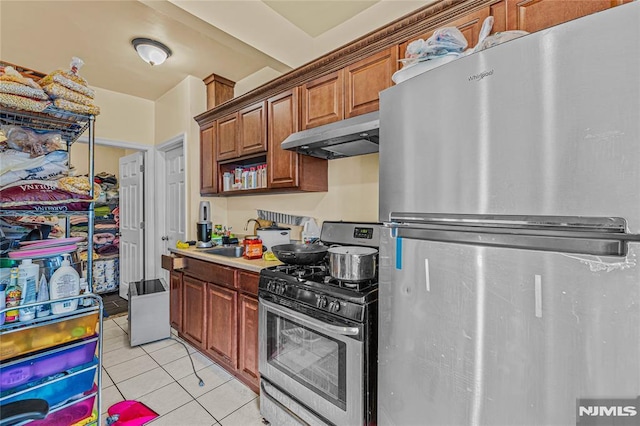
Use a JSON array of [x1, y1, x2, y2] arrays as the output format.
[[169, 246, 282, 273]]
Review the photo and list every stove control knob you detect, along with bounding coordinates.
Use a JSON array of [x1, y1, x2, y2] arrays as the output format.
[[278, 283, 287, 295], [317, 296, 328, 308], [329, 301, 340, 312], [267, 281, 276, 292]]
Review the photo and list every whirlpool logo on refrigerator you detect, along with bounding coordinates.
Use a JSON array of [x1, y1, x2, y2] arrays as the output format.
[[577, 397, 640, 425], [468, 69, 494, 82]]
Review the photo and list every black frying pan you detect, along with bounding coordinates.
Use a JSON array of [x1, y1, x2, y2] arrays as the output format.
[[271, 243, 328, 265]]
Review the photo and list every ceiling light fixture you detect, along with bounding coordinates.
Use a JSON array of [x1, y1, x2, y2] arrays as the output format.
[[132, 38, 172, 66]]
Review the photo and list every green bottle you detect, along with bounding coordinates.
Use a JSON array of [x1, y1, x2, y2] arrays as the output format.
[[5, 267, 21, 323]]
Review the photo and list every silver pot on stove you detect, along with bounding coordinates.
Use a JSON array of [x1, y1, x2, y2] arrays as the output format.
[[328, 246, 377, 282]]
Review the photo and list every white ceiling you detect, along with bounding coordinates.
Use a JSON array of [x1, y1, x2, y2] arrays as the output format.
[[1, 0, 432, 101]]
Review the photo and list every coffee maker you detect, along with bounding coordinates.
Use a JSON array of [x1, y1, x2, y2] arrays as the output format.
[[196, 201, 213, 248]]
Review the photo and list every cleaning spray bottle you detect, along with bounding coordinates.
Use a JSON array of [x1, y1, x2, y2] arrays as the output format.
[[18, 258, 39, 322], [50, 253, 80, 314]]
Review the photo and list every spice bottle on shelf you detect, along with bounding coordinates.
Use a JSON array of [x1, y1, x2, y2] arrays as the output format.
[[223, 172, 232, 191], [5, 267, 21, 323]]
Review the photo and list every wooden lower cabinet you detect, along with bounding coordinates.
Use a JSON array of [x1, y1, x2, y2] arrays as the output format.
[[238, 294, 259, 384], [182, 275, 207, 347], [169, 271, 183, 332], [205, 283, 238, 368], [167, 258, 260, 393]]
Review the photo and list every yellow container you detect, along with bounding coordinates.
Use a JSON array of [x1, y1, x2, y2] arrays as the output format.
[[0, 312, 99, 361]]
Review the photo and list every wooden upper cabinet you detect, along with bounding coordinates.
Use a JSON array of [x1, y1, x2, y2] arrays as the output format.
[[268, 88, 299, 188], [216, 112, 239, 161], [301, 70, 344, 130], [345, 47, 398, 118], [399, 7, 493, 60], [506, 0, 629, 33], [238, 100, 267, 157], [200, 125, 217, 195]]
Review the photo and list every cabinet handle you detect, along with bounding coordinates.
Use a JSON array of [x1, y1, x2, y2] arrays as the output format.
[[161, 236, 169, 241]]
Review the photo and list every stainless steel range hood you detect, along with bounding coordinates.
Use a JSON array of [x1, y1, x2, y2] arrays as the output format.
[[281, 111, 379, 159]]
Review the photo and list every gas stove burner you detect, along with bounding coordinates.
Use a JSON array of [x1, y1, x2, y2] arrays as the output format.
[[274, 263, 328, 281], [323, 275, 376, 292]]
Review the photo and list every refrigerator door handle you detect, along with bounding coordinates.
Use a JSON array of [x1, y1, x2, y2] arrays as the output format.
[[385, 218, 637, 257]]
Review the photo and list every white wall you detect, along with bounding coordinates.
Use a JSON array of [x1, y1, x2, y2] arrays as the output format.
[[155, 75, 228, 240]]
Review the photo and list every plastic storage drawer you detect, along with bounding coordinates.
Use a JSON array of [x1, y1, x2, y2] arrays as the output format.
[[0, 336, 98, 391], [0, 311, 99, 361], [28, 392, 96, 426], [0, 358, 98, 408]]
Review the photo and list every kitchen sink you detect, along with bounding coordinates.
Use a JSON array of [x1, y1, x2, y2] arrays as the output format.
[[202, 245, 243, 258]]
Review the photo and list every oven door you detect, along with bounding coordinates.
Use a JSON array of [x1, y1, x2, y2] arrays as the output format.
[[259, 297, 364, 426]]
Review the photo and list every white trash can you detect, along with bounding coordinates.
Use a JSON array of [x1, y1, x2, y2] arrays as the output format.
[[128, 278, 170, 346]]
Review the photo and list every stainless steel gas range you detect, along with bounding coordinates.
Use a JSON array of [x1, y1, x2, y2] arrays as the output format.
[[258, 221, 381, 426]]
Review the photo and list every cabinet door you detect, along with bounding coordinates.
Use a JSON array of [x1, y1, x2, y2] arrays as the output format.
[[399, 7, 492, 60], [506, 0, 628, 33], [182, 275, 206, 347], [238, 271, 259, 297], [169, 271, 183, 332], [200, 125, 217, 194], [216, 112, 239, 161], [268, 88, 299, 188], [238, 100, 267, 157], [205, 283, 238, 368], [238, 294, 259, 386], [300, 70, 344, 130], [345, 47, 398, 118]]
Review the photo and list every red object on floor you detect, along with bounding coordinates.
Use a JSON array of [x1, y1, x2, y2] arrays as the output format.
[[106, 400, 158, 425]]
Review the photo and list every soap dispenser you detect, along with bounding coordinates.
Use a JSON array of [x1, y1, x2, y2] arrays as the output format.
[[50, 253, 80, 314]]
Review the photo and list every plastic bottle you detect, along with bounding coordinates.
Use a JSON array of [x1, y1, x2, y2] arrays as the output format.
[[261, 165, 267, 187], [18, 259, 39, 322], [50, 253, 80, 314], [302, 218, 321, 244], [4, 267, 21, 323], [79, 276, 93, 307], [36, 274, 51, 318]]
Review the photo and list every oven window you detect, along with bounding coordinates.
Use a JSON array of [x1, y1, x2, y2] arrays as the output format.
[[266, 311, 347, 410]]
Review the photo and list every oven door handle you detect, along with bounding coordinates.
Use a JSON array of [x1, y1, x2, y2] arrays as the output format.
[[261, 299, 361, 336]]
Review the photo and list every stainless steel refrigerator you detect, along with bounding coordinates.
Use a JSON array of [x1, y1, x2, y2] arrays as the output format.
[[377, 3, 640, 425]]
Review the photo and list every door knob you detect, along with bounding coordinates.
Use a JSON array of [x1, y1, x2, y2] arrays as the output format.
[[161, 236, 169, 241]]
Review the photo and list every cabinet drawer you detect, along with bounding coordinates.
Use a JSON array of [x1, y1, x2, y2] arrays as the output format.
[[238, 271, 259, 296], [183, 257, 236, 288], [161, 255, 186, 271]]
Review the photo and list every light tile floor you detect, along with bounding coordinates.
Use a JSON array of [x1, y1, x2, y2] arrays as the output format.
[[100, 315, 265, 426]]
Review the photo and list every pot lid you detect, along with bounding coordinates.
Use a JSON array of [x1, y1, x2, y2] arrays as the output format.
[[328, 246, 378, 255]]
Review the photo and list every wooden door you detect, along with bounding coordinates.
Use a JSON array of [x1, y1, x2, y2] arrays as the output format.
[[238, 294, 259, 386], [169, 271, 182, 332], [205, 282, 238, 368], [506, 0, 628, 33], [300, 70, 344, 130], [345, 47, 398, 118], [267, 88, 299, 188], [216, 112, 239, 161], [182, 275, 206, 347], [199, 125, 217, 194], [238, 271, 259, 297], [238, 100, 267, 157]]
